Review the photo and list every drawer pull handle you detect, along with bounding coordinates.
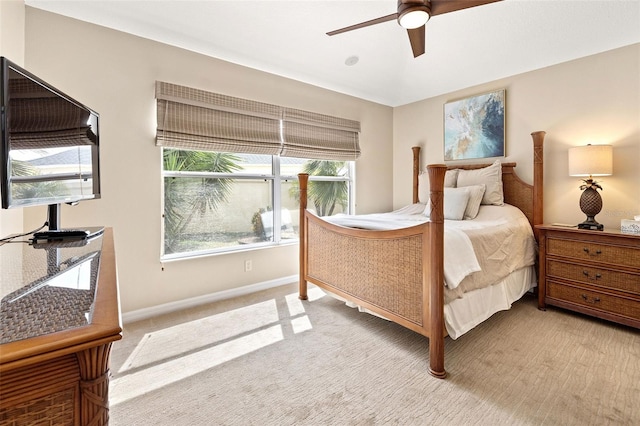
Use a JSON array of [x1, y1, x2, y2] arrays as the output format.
[[580, 294, 601, 303], [583, 247, 602, 256], [582, 271, 602, 280]]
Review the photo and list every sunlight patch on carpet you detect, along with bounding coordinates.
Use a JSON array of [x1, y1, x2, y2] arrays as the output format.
[[291, 315, 312, 333], [110, 324, 284, 406], [286, 287, 325, 333], [285, 286, 325, 317], [112, 287, 327, 406], [118, 299, 280, 373]]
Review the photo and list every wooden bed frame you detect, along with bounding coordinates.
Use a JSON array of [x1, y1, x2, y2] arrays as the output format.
[[298, 131, 546, 378]]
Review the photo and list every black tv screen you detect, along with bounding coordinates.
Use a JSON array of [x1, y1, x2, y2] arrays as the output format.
[[0, 57, 100, 210]]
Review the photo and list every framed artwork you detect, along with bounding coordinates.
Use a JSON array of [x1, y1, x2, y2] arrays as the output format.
[[444, 89, 505, 161]]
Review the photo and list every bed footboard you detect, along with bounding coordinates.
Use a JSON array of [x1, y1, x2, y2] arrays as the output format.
[[303, 213, 429, 328], [298, 164, 447, 378]]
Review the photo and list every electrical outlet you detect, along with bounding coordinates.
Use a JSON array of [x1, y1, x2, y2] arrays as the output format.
[[244, 260, 252, 272]]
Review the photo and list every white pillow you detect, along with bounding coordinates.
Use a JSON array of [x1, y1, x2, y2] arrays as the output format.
[[423, 187, 470, 220], [418, 169, 458, 204], [418, 172, 429, 204], [456, 159, 504, 206], [462, 184, 486, 220], [444, 169, 458, 188]]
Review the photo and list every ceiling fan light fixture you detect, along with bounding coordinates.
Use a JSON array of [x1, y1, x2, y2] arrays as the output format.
[[398, 5, 430, 29]]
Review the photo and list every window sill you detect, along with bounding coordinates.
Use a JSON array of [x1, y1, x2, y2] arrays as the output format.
[[160, 238, 298, 263]]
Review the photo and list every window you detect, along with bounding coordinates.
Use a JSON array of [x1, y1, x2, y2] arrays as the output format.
[[162, 150, 353, 258], [155, 81, 360, 259]]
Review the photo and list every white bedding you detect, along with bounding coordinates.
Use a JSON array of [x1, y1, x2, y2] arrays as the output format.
[[444, 265, 536, 339], [321, 203, 538, 339]]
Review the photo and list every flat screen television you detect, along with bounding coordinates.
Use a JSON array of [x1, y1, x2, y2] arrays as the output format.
[[0, 57, 100, 230]]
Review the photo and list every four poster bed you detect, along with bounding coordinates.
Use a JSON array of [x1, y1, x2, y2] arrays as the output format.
[[297, 131, 546, 378]]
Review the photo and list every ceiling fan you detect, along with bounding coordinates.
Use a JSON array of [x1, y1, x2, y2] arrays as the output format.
[[327, 0, 502, 58]]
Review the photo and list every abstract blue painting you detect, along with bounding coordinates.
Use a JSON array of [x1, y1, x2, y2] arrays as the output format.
[[444, 89, 505, 161]]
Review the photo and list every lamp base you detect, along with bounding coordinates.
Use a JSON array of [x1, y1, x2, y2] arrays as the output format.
[[578, 187, 604, 231], [577, 218, 604, 231]]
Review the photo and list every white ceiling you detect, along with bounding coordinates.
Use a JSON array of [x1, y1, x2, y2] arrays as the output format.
[[25, 0, 640, 107]]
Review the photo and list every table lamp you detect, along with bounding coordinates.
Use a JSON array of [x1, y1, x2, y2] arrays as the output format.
[[568, 144, 613, 230]]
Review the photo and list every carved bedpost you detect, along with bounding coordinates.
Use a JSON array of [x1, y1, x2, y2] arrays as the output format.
[[298, 173, 309, 300], [412, 146, 421, 204], [531, 131, 545, 240], [426, 164, 447, 379]]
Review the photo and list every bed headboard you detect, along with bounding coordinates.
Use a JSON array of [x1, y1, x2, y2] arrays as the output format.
[[413, 131, 545, 235]]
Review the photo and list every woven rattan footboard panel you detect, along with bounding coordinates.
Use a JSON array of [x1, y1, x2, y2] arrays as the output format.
[[306, 220, 424, 325]]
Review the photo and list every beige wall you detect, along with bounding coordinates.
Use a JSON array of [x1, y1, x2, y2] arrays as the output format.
[[394, 44, 640, 230], [0, 0, 24, 63], [20, 8, 393, 314]]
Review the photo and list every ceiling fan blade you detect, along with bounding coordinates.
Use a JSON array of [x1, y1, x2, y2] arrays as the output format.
[[429, 0, 502, 17], [407, 26, 425, 58], [327, 13, 397, 36]]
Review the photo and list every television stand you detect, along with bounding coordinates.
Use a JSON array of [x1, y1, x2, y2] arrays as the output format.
[[0, 228, 121, 426], [32, 226, 104, 242], [47, 203, 62, 230], [33, 229, 90, 240]]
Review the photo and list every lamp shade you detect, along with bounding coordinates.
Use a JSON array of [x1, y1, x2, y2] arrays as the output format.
[[568, 144, 613, 177]]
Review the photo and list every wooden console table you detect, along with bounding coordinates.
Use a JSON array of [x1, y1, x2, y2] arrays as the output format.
[[0, 227, 122, 426]]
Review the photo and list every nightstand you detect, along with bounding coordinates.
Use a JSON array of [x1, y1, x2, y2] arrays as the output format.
[[537, 225, 640, 328]]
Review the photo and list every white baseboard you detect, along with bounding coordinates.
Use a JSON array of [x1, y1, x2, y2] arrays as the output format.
[[121, 275, 297, 324]]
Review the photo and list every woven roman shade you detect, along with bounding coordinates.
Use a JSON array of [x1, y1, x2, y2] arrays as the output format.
[[281, 108, 361, 160], [156, 81, 361, 160], [155, 81, 282, 154]]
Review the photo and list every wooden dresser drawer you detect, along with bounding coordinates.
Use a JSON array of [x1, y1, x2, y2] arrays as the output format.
[[547, 259, 640, 294], [547, 238, 640, 269], [547, 281, 640, 320], [538, 225, 640, 329]]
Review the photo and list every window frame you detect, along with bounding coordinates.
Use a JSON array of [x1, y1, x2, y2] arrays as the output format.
[[161, 150, 355, 261]]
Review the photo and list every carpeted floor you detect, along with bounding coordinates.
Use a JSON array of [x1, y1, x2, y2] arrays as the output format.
[[109, 283, 639, 425]]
